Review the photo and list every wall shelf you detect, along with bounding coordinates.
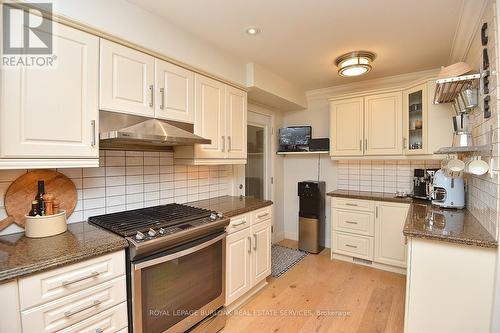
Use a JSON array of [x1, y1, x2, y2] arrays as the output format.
[[434, 145, 492, 154], [276, 151, 329, 155]]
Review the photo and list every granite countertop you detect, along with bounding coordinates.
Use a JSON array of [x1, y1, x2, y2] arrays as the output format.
[[187, 195, 273, 217], [327, 190, 497, 248], [0, 222, 128, 283]]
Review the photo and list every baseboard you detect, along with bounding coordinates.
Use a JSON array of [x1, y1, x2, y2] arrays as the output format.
[[284, 231, 298, 240], [331, 252, 407, 275], [272, 231, 285, 243], [224, 279, 268, 313]]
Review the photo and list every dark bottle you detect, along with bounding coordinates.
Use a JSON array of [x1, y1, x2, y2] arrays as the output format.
[[29, 200, 39, 216], [35, 180, 46, 216]]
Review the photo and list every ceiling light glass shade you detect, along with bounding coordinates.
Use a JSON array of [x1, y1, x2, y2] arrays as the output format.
[[335, 51, 376, 77]]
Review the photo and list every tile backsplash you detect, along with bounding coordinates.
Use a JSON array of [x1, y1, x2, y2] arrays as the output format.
[[337, 160, 441, 194], [0, 150, 234, 236]]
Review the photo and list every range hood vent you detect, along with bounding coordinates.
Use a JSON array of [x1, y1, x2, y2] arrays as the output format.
[[99, 111, 210, 151]]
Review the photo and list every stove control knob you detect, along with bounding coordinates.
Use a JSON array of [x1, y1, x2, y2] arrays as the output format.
[[209, 213, 217, 221], [159, 228, 166, 235], [135, 231, 145, 241], [216, 212, 224, 219], [148, 228, 157, 237]]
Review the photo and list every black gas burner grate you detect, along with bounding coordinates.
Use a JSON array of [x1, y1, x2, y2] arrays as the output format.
[[88, 203, 212, 237]]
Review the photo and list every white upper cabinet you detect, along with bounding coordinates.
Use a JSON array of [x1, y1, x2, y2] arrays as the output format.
[[100, 39, 155, 117], [155, 59, 194, 123], [225, 87, 247, 159], [193, 74, 226, 159], [364, 92, 403, 155], [330, 97, 364, 156], [403, 84, 427, 155], [1, 21, 99, 160]]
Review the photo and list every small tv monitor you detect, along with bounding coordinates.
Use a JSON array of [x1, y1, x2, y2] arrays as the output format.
[[279, 126, 312, 146]]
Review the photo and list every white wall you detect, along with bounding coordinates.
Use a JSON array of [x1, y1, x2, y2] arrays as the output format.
[[28, 0, 247, 86]]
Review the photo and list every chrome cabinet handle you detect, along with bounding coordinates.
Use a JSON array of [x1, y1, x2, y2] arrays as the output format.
[[247, 236, 252, 253], [403, 137, 407, 149], [345, 244, 358, 249], [345, 221, 358, 225], [228, 136, 231, 151], [64, 299, 101, 317], [62, 271, 100, 286], [257, 212, 269, 218], [160, 87, 165, 110], [222, 136, 225, 152], [376, 206, 379, 218], [253, 234, 258, 250], [90, 120, 96, 147], [364, 139, 368, 150], [231, 220, 246, 228], [149, 85, 154, 107], [345, 203, 358, 207], [359, 139, 362, 151]]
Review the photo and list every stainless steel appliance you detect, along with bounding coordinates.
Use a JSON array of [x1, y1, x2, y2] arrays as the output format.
[[298, 181, 325, 253], [89, 204, 229, 333], [431, 169, 465, 209], [412, 168, 439, 200]]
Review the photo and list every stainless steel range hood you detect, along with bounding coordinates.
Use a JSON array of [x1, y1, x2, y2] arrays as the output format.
[[99, 111, 210, 151]]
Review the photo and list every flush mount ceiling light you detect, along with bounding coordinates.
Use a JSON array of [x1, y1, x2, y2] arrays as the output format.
[[245, 27, 261, 35], [335, 51, 376, 77]]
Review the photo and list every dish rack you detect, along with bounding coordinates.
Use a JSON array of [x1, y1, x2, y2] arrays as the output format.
[[433, 73, 481, 104]]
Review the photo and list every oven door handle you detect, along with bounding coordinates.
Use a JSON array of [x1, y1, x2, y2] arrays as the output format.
[[133, 232, 226, 270]]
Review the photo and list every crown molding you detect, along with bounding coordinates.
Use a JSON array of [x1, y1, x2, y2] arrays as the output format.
[[448, 0, 489, 64], [305, 68, 440, 101]]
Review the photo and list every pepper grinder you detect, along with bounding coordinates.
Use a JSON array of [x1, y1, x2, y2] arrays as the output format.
[[42, 193, 54, 216]]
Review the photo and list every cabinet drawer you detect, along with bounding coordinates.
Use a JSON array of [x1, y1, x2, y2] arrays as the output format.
[[332, 198, 374, 212], [252, 206, 272, 224], [227, 213, 250, 234], [58, 301, 127, 333], [333, 209, 374, 236], [21, 276, 126, 333], [19, 251, 125, 310], [332, 231, 374, 260]]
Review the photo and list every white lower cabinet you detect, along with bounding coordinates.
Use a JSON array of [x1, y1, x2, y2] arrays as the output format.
[[1, 250, 127, 333], [331, 198, 408, 272], [225, 206, 272, 307]]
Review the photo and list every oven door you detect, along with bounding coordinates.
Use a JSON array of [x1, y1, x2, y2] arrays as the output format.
[[131, 232, 226, 333]]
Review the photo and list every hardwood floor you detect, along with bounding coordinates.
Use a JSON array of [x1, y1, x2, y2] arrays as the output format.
[[223, 240, 406, 333]]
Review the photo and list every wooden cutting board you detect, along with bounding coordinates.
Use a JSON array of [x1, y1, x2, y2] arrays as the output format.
[[0, 170, 77, 231]]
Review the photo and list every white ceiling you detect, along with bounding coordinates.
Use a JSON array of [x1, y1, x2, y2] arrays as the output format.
[[128, 0, 463, 90]]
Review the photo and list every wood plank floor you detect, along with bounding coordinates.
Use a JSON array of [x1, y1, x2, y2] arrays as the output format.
[[223, 240, 406, 333]]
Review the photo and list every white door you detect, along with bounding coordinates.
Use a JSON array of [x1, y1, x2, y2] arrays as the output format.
[[251, 221, 272, 286], [1, 22, 99, 158], [155, 59, 194, 123], [374, 202, 409, 267], [194, 74, 226, 159], [329, 98, 364, 156], [364, 92, 403, 155], [226, 87, 247, 159], [100, 39, 155, 117], [225, 228, 252, 305]]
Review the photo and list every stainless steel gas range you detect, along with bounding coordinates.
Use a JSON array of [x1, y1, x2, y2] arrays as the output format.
[[89, 203, 229, 333]]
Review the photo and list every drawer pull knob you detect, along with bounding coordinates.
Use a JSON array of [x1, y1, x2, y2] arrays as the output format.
[[62, 271, 100, 286], [345, 244, 358, 249], [64, 299, 101, 317], [345, 221, 358, 225], [257, 212, 269, 218], [345, 203, 358, 207], [232, 221, 247, 227], [95, 328, 104, 333]]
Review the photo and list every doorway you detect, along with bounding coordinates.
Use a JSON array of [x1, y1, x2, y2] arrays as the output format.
[[246, 111, 272, 200]]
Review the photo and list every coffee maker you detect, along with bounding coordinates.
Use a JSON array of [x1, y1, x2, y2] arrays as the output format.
[[412, 168, 439, 200]]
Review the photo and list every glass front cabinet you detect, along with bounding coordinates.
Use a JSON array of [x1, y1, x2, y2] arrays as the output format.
[[403, 83, 427, 155]]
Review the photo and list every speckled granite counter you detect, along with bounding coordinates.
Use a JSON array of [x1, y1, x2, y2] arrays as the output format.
[[0, 222, 128, 283], [187, 195, 273, 217], [327, 190, 497, 248]]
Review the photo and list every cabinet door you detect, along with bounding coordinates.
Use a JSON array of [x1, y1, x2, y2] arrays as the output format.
[[1, 22, 99, 158], [225, 87, 247, 159], [194, 74, 226, 158], [0, 281, 21, 333], [374, 203, 409, 267], [329, 98, 364, 156], [403, 84, 427, 155], [364, 92, 403, 155], [251, 221, 272, 286], [100, 39, 155, 117], [225, 228, 252, 305], [155, 59, 194, 123]]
